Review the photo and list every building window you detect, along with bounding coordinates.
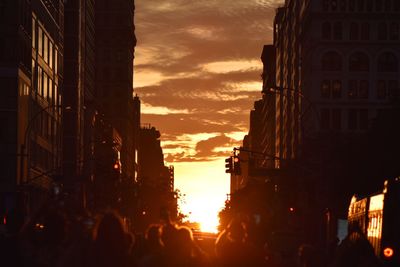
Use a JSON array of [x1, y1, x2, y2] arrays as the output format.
[[322, 51, 342, 71], [378, 23, 388, 40], [54, 49, 58, 75], [394, 0, 400, 11], [340, 0, 347, 11], [389, 23, 399, 40], [323, 0, 330, 11], [49, 41, 53, 69], [332, 80, 342, 98], [350, 22, 359, 40], [388, 80, 399, 99], [321, 80, 331, 98], [331, 0, 338, 10], [43, 72, 48, 99], [366, 0, 373, 11], [376, 0, 383, 11], [349, 52, 369, 71], [384, 0, 391, 11], [357, 0, 365, 11], [333, 22, 343, 40], [48, 78, 53, 103], [349, 0, 356, 11], [322, 22, 331, 40], [377, 52, 398, 72], [332, 109, 342, 130], [38, 27, 43, 56], [32, 18, 36, 48], [348, 109, 358, 130], [360, 23, 370, 40], [359, 80, 369, 98], [359, 109, 368, 130], [43, 34, 48, 63], [37, 66, 43, 96], [348, 80, 358, 98], [377, 80, 387, 99], [321, 109, 330, 130]]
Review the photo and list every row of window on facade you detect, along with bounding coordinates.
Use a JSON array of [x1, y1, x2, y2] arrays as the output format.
[[31, 102, 62, 145], [321, 21, 399, 41], [321, 51, 398, 72], [34, 60, 61, 108], [30, 140, 61, 173], [32, 14, 59, 75], [323, 0, 400, 12], [320, 108, 370, 131], [320, 79, 399, 100]]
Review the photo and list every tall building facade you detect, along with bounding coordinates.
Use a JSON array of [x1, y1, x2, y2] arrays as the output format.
[[63, 0, 96, 187], [95, 0, 137, 182], [0, 0, 64, 214], [272, 0, 400, 163]]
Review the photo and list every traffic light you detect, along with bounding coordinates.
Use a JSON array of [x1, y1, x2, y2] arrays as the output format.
[[225, 157, 233, 173], [233, 155, 241, 175]]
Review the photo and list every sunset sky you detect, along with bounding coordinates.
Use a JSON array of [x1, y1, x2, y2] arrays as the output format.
[[134, 0, 283, 232]]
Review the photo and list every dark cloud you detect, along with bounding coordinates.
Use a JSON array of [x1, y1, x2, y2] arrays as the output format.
[[195, 134, 235, 157]]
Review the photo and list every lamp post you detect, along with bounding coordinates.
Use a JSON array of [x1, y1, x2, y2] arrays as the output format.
[[19, 104, 68, 186]]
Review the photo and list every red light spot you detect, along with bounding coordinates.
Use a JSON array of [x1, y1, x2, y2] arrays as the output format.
[[3, 216, 6, 225], [289, 207, 295, 212], [113, 163, 120, 170], [383, 247, 394, 258]]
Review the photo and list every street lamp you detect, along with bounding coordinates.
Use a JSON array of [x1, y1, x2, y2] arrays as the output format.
[[19, 104, 68, 185]]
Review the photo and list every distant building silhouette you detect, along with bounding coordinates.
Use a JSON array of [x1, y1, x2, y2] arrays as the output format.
[[95, 0, 139, 183], [137, 124, 177, 231], [63, 0, 96, 208]]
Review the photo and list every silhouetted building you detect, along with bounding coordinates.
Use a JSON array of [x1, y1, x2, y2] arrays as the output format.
[[137, 124, 177, 231], [237, 0, 400, 245], [92, 114, 122, 211], [95, 0, 138, 182], [0, 0, 64, 216], [63, 0, 96, 208]]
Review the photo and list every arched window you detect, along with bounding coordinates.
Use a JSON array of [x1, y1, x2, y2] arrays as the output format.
[[349, 52, 369, 71], [322, 22, 331, 39], [350, 22, 359, 40], [378, 23, 387, 40], [322, 51, 343, 71], [377, 52, 398, 72]]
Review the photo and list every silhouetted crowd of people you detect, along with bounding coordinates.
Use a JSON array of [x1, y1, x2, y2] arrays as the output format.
[[0, 199, 383, 267]]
